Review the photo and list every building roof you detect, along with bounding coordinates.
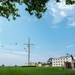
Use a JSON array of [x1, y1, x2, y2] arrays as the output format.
[[52, 55, 75, 59]]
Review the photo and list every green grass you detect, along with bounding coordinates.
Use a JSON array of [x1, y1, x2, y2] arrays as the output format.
[[0, 66, 75, 75]]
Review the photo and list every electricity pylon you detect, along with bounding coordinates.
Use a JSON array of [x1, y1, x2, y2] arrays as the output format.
[[24, 37, 34, 66]]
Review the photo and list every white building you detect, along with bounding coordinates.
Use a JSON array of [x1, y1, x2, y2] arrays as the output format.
[[52, 56, 75, 67]]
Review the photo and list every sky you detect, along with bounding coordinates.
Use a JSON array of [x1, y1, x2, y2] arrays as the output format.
[[0, 0, 75, 66]]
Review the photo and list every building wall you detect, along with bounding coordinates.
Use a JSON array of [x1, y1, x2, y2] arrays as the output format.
[[52, 56, 75, 67]]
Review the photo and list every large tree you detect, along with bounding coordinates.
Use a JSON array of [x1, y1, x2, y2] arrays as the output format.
[[0, 0, 75, 20]]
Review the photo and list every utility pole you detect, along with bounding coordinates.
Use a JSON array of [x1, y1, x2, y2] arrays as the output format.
[[24, 37, 34, 66]]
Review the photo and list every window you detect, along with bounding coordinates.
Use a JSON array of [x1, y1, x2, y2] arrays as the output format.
[[56, 61, 57, 63], [66, 58, 68, 60], [58, 61, 60, 63], [63, 58, 65, 60], [61, 64, 63, 66]]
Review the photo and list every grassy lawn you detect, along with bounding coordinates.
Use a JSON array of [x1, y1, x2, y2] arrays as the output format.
[[0, 66, 75, 75]]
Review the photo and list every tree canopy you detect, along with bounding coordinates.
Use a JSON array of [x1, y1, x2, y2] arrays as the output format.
[[0, 0, 75, 20]]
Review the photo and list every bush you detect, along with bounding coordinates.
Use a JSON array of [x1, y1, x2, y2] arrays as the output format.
[[15, 65, 17, 67], [21, 66, 36, 67], [2, 64, 5, 67]]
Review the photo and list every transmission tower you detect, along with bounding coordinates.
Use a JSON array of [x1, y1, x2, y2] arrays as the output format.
[[24, 37, 34, 66]]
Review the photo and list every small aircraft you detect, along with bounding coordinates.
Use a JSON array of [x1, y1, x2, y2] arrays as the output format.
[[24, 48, 26, 50], [15, 43, 17, 45], [2, 45, 4, 47]]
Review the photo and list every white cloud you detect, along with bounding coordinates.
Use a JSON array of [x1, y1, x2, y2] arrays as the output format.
[[50, 25, 58, 29], [0, 50, 27, 55], [60, 11, 66, 17], [0, 43, 28, 66], [0, 53, 26, 66], [0, 43, 24, 50], [68, 17, 75, 27], [67, 44, 75, 48], [47, 0, 75, 27], [69, 22, 75, 27]]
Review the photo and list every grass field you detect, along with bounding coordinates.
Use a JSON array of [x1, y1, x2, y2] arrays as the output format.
[[0, 66, 75, 75]]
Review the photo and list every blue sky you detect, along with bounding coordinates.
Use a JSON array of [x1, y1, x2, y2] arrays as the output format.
[[0, 0, 75, 66]]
